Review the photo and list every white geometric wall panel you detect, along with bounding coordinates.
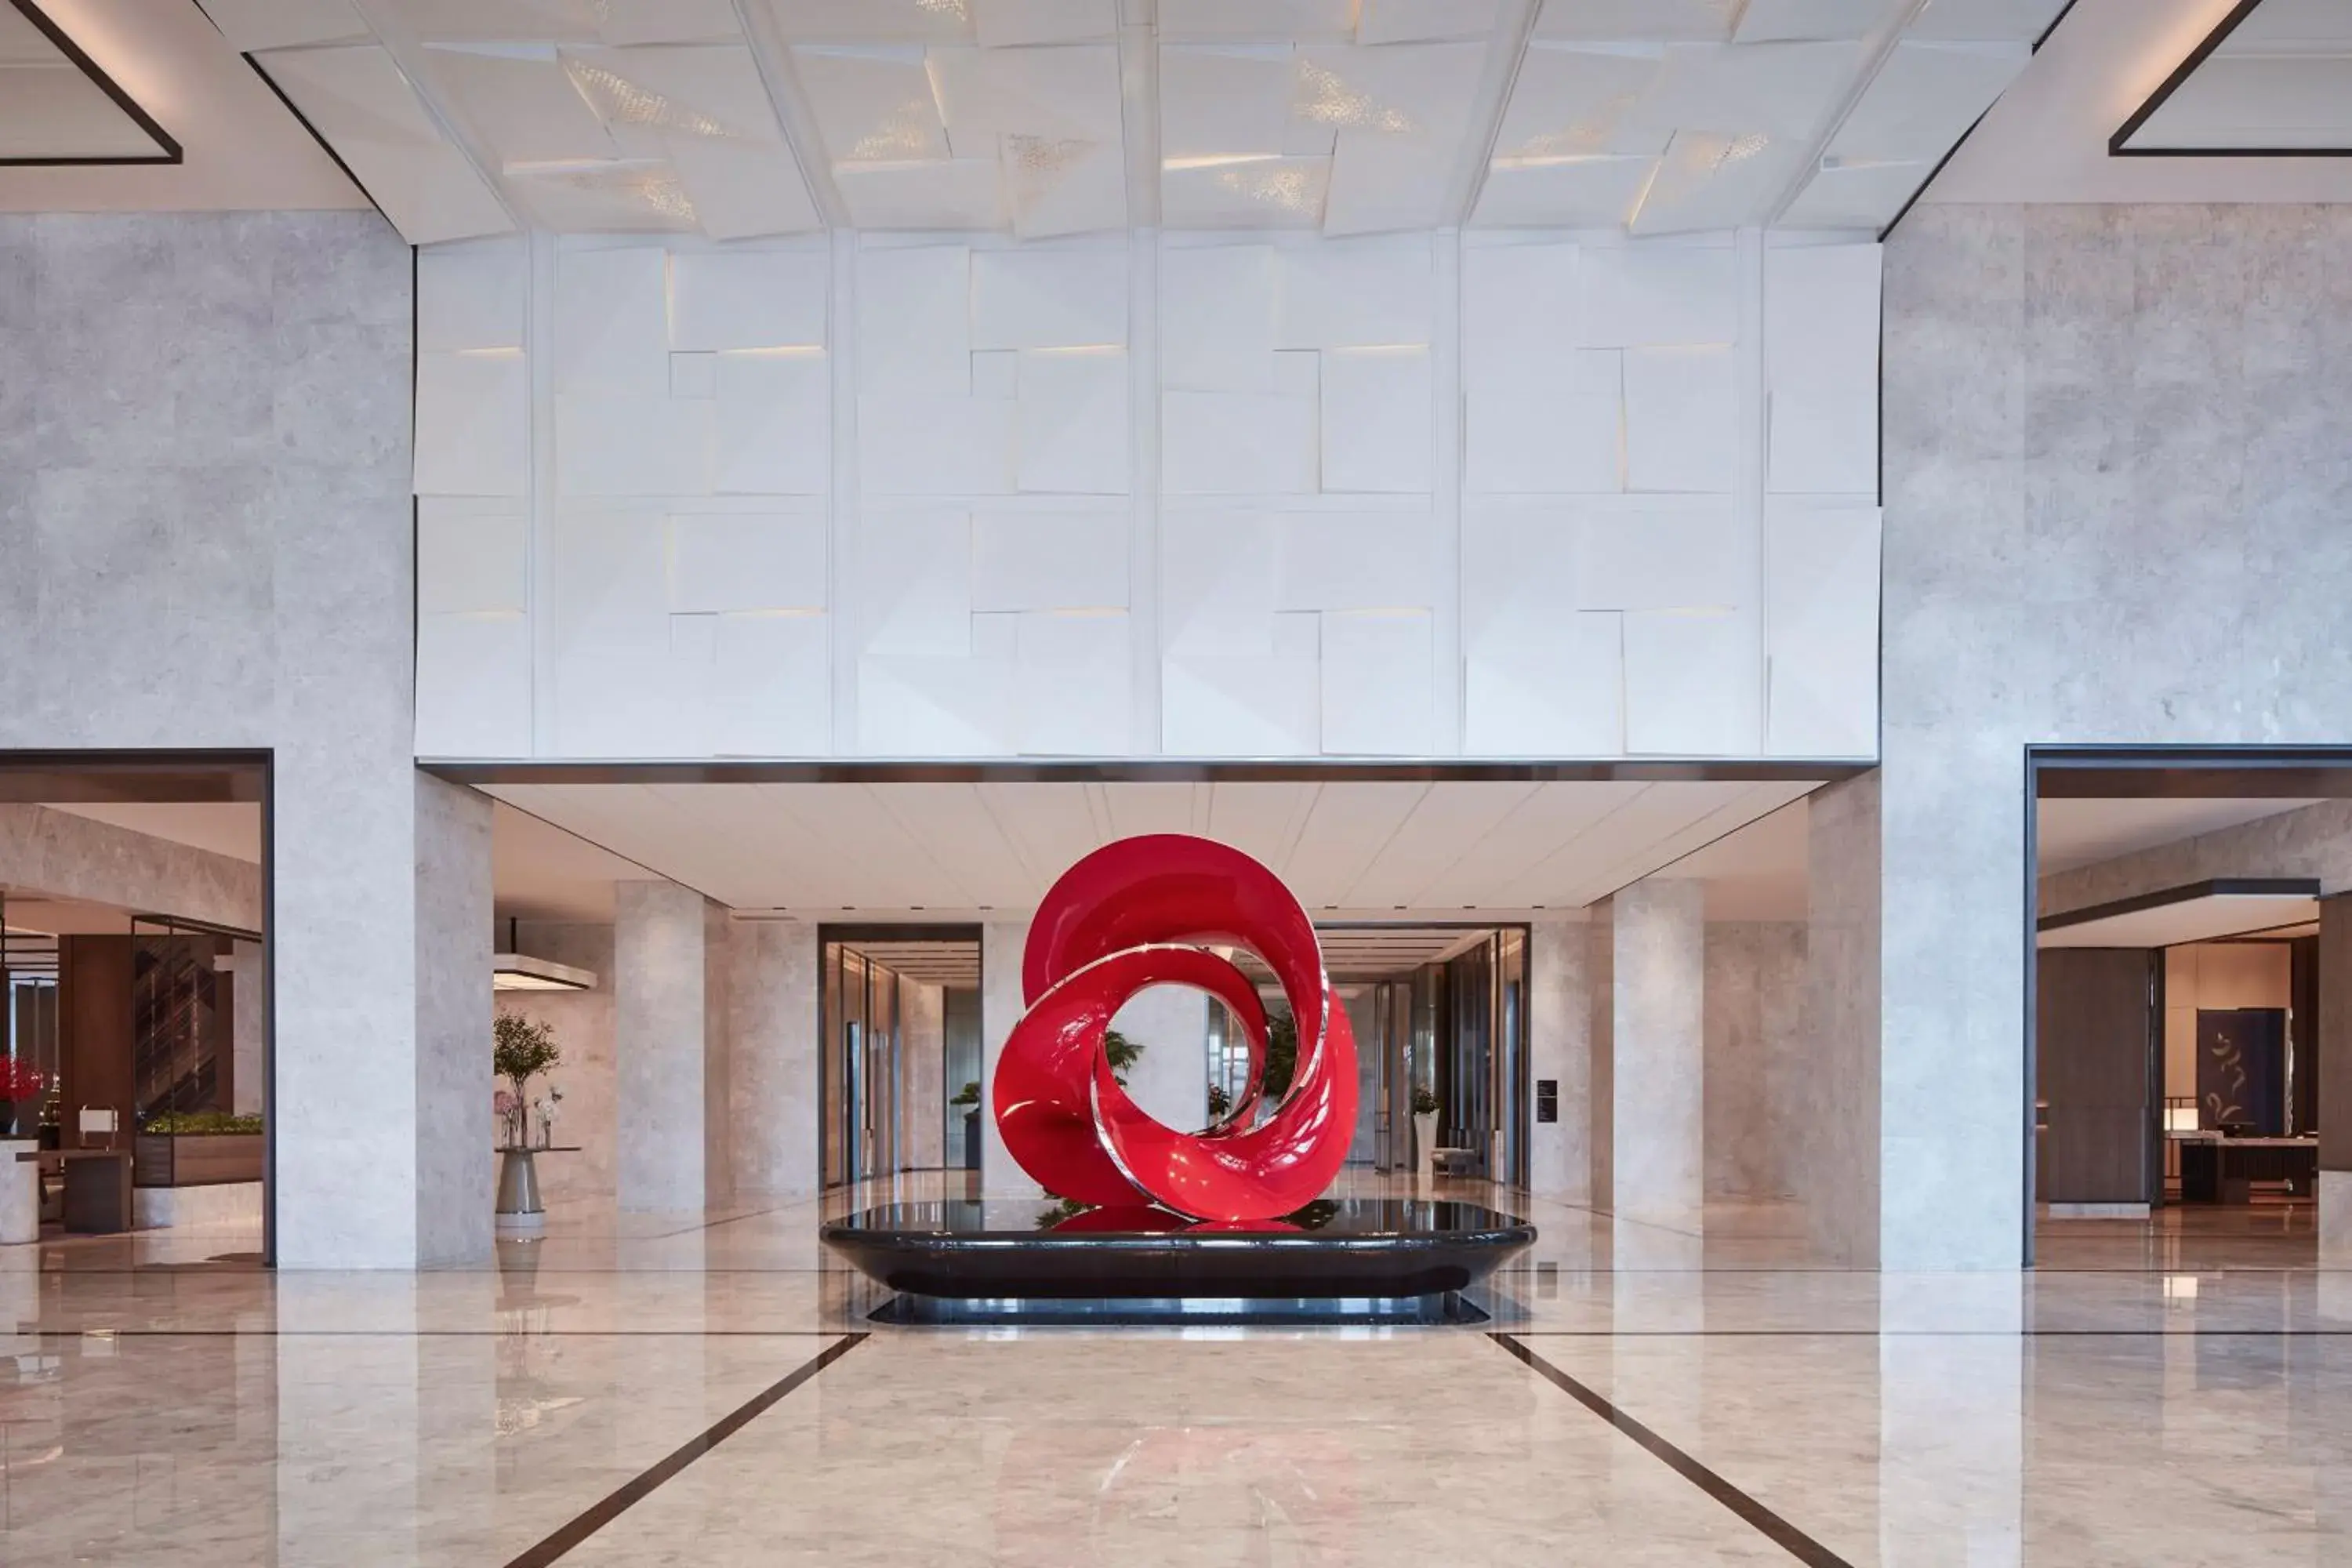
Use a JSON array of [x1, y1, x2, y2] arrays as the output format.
[[212, 0, 2067, 242], [415, 230, 1881, 764]]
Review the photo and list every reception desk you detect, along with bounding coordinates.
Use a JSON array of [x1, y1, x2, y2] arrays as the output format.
[[2176, 1134, 2318, 1203]]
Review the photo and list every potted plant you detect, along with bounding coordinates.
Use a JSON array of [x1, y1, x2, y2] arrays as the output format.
[[0, 1058, 44, 1139], [1102, 1029, 1142, 1084], [951, 1080, 982, 1172], [134, 1110, 267, 1188], [493, 1014, 562, 1150], [1412, 1088, 1441, 1181]]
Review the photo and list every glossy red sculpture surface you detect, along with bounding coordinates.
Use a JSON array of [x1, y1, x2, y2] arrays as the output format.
[[993, 833, 1358, 1222]]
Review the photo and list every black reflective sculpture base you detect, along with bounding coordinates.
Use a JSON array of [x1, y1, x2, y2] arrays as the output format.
[[822, 1199, 1536, 1327]]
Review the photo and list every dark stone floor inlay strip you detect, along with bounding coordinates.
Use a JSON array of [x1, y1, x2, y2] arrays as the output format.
[[503, 1332, 868, 1568], [1490, 1333, 1853, 1568]]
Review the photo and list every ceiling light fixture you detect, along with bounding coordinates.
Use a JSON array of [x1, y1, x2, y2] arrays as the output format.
[[1294, 59, 1416, 134], [562, 58, 733, 139], [494, 919, 597, 993], [493, 953, 597, 993]]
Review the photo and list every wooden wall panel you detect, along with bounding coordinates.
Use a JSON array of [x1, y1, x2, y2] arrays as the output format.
[[2320, 897, 2352, 1173], [2037, 947, 2156, 1204], [59, 935, 135, 1144]]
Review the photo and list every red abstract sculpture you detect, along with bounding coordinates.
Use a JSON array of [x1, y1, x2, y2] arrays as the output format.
[[993, 833, 1358, 1222]]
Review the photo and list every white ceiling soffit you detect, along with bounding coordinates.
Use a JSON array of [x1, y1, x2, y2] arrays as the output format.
[[2114, 0, 2352, 154], [0, 0, 177, 162], [42, 801, 263, 862], [0, 0, 363, 210], [494, 800, 658, 923], [2036, 879, 2320, 948], [1664, 792, 1810, 919], [2033, 796, 2320, 874], [192, 0, 2063, 241], [1926, 0, 2352, 201], [477, 777, 1824, 916]]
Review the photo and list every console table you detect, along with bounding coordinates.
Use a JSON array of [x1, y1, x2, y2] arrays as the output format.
[[2176, 1135, 2318, 1203]]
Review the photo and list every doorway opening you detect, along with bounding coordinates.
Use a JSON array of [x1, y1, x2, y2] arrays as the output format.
[[1221, 924, 1530, 1187], [2029, 748, 2352, 1267], [0, 753, 269, 1260], [818, 924, 980, 1192]]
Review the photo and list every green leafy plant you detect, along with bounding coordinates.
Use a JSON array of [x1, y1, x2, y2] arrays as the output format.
[[494, 1013, 562, 1096], [1035, 1195, 1090, 1229], [1411, 1088, 1441, 1117], [949, 1080, 982, 1108], [1102, 1029, 1142, 1085], [141, 1110, 264, 1135], [1263, 1010, 1299, 1102]]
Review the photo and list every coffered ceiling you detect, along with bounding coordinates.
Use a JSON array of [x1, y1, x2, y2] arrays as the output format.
[[185, 0, 2071, 242]]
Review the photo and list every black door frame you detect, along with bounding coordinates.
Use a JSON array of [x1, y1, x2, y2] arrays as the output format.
[[2027, 745, 2352, 1267], [0, 751, 273, 1260]]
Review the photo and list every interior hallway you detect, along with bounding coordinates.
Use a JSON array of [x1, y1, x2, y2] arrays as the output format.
[[6, 1175, 2350, 1566]]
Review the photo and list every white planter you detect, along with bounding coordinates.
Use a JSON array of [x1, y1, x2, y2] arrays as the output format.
[[0, 1139, 38, 1245], [1413, 1112, 1438, 1183]]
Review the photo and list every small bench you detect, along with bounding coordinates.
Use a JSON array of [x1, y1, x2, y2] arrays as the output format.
[[1432, 1146, 1479, 1177]]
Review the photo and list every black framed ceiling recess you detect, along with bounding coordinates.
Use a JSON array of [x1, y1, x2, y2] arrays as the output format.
[[0, 0, 180, 166], [2111, 0, 2352, 158]]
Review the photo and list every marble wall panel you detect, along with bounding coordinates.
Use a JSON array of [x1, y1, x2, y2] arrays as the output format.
[[1527, 919, 1592, 1203], [1703, 921, 1807, 1201], [1880, 203, 2352, 1266]]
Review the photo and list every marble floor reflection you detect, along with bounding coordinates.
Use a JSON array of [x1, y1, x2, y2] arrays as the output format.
[[4, 1176, 2350, 1564]]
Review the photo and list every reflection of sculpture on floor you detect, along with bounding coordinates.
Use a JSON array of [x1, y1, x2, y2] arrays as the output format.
[[993, 833, 1357, 1222]]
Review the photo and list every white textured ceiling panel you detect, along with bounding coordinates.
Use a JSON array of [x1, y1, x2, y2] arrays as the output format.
[[181, 0, 2074, 236], [480, 778, 1832, 914], [260, 43, 514, 241]]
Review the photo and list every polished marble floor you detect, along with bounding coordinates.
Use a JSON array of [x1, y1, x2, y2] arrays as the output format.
[[5, 1175, 2350, 1565]]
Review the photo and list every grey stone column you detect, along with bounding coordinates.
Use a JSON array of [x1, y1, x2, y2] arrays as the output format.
[[902, 978, 946, 1170], [721, 919, 819, 1200], [980, 919, 1041, 1198], [615, 880, 720, 1214], [412, 775, 495, 1267], [1804, 771, 1883, 1266], [1611, 877, 1705, 1227], [1528, 919, 1592, 1204], [1588, 907, 1615, 1210], [2320, 895, 2352, 1264]]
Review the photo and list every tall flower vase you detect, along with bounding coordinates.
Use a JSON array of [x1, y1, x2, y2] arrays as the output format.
[[1414, 1111, 1438, 1183]]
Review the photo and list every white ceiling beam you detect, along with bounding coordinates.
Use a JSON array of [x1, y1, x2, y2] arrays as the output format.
[[731, 0, 851, 229], [1762, 0, 1931, 227], [1442, 0, 1541, 227], [344, 0, 526, 234], [1118, 0, 1163, 230]]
